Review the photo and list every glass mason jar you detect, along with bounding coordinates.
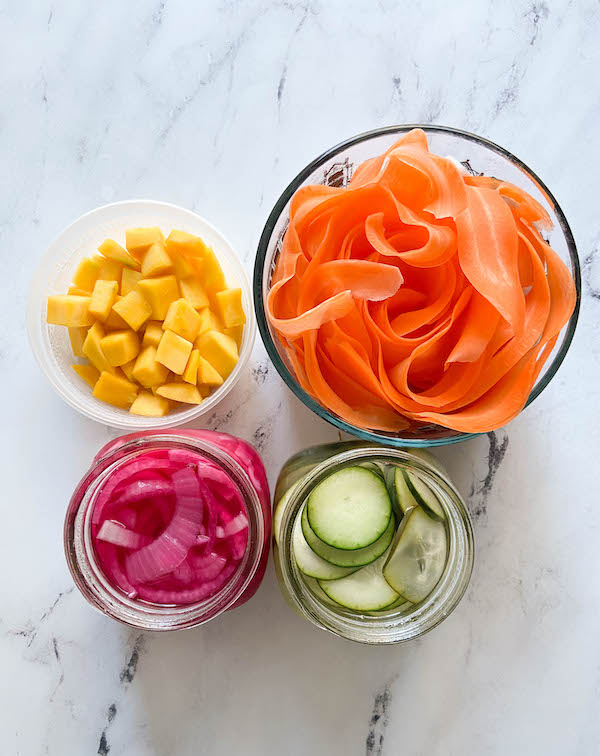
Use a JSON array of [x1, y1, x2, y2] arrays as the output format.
[[65, 430, 271, 631], [273, 441, 474, 645]]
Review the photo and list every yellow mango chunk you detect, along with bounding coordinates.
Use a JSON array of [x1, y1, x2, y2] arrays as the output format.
[[47, 295, 94, 327], [88, 280, 119, 322], [224, 325, 244, 348], [156, 329, 193, 374], [141, 242, 173, 278], [82, 322, 116, 374], [182, 349, 200, 384], [121, 358, 136, 382], [126, 227, 165, 260], [172, 254, 197, 279], [203, 247, 227, 293], [104, 296, 128, 330], [197, 355, 224, 387], [194, 308, 223, 342], [93, 255, 123, 283], [100, 330, 140, 367], [215, 288, 246, 328], [162, 298, 201, 342], [72, 363, 100, 388], [72, 256, 100, 292], [97, 239, 140, 270], [142, 321, 164, 348], [129, 390, 171, 417], [93, 371, 138, 409], [195, 330, 238, 379], [132, 345, 169, 388], [165, 230, 208, 258], [68, 326, 88, 358], [68, 285, 91, 296], [121, 267, 143, 296], [112, 290, 152, 332], [137, 275, 179, 320], [156, 383, 203, 404], [197, 383, 211, 398], [180, 277, 209, 310]]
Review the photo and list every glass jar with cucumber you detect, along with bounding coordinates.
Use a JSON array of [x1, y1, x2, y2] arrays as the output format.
[[273, 442, 474, 645]]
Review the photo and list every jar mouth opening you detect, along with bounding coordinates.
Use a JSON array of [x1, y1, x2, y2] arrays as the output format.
[[277, 447, 474, 645], [65, 435, 266, 630]]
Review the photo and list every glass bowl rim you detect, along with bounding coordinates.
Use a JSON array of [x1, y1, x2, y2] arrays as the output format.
[[254, 124, 582, 447]]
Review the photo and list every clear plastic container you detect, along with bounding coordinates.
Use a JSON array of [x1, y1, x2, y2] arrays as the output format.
[[64, 430, 271, 630], [273, 441, 473, 645], [28, 200, 255, 429]]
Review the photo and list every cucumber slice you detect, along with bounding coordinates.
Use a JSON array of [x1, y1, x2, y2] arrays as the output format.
[[318, 549, 400, 611], [307, 466, 392, 550], [302, 507, 396, 567], [402, 471, 445, 521], [366, 597, 412, 616], [273, 481, 302, 546], [292, 514, 359, 580], [301, 575, 340, 606], [393, 468, 419, 515], [383, 507, 447, 604]]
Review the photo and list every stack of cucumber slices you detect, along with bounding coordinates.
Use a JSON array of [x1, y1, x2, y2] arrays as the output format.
[[281, 463, 449, 613]]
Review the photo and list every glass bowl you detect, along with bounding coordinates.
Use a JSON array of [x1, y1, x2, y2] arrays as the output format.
[[254, 125, 581, 447], [28, 200, 255, 430]]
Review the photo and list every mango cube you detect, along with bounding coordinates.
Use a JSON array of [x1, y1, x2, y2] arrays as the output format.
[[112, 290, 152, 332], [129, 390, 171, 417], [182, 349, 200, 384], [126, 227, 165, 260], [72, 256, 100, 292], [215, 288, 246, 328], [132, 345, 169, 388], [121, 267, 143, 296], [121, 358, 136, 382], [137, 275, 179, 320], [68, 326, 88, 358], [141, 242, 173, 278], [104, 296, 129, 330], [68, 285, 91, 296], [88, 280, 119, 322], [165, 230, 208, 258], [195, 330, 238, 379], [156, 329, 193, 374], [194, 308, 223, 342], [180, 277, 209, 310], [156, 383, 204, 404], [224, 325, 243, 348], [82, 322, 116, 374], [162, 298, 201, 342], [203, 247, 227, 293], [47, 295, 94, 327], [97, 239, 140, 270], [100, 330, 140, 367], [142, 321, 164, 348], [72, 363, 100, 388], [93, 371, 138, 409], [197, 355, 224, 387], [172, 254, 197, 279], [93, 255, 123, 283]]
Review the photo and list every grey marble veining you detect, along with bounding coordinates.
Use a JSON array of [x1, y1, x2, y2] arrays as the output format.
[[2, 0, 599, 754]]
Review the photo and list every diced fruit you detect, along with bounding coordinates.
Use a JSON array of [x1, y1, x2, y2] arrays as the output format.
[[225, 325, 243, 348], [121, 267, 143, 296], [129, 390, 171, 417], [180, 277, 209, 310], [88, 280, 119, 322], [93, 371, 138, 409], [156, 383, 203, 404], [112, 290, 152, 332], [156, 330, 193, 374], [195, 308, 223, 340], [137, 275, 179, 320], [100, 330, 141, 367], [195, 330, 238, 379], [202, 247, 227, 293], [72, 363, 100, 388], [98, 239, 140, 269], [94, 255, 123, 283], [197, 383, 211, 398], [162, 298, 201, 341], [172, 254, 197, 279], [68, 326, 88, 357], [68, 285, 91, 296], [215, 288, 246, 328], [104, 297, 129, 330], [82, 322, 115, 374], [182, 349, 200, 384], [72, 257, 100, 292], [47, 295, 94, 327], [141, 242, 173, 278], [132, 345, 170, 388], [121, 358, 136, 381], [197, 355, 223, 387], [142, 321, 164, 348], [125, 227, 165, 260], [165, 229, 207, 257]]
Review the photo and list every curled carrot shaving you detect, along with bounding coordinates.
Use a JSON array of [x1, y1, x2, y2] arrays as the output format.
[[266, 129, 577, 434]]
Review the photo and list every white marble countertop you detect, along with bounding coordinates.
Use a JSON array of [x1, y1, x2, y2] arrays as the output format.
[[3, 1, 599, 753]]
